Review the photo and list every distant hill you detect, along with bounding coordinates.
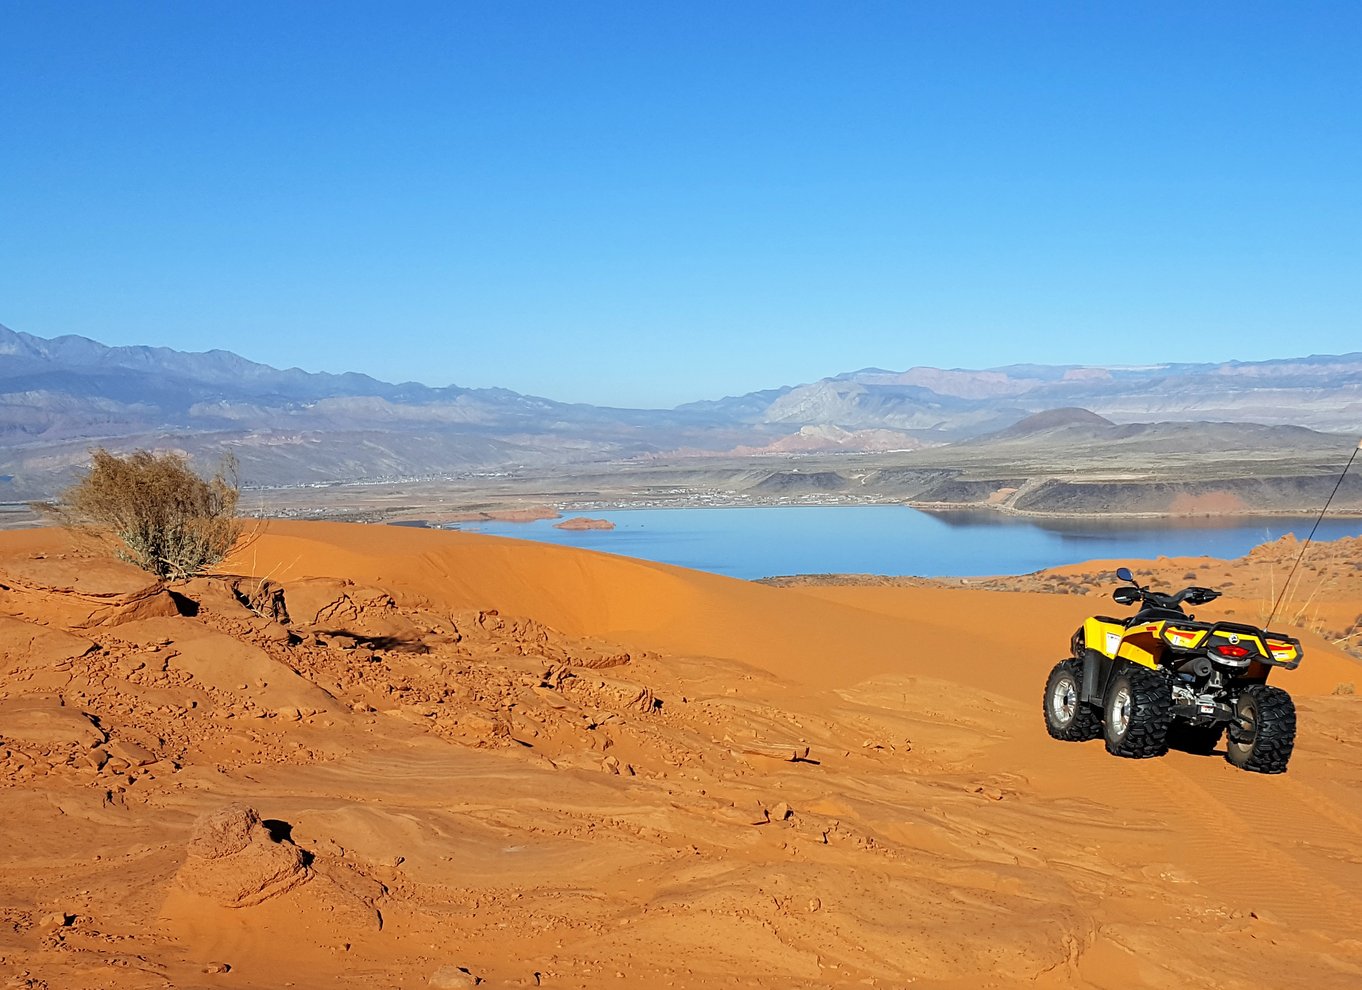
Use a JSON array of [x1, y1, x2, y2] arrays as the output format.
[[729, 357, 1362, 436], [947, 415, 1349, 464], [0, 322, 762, 496], [992, 407, 1114, 438], [3, 321, 1361, 498]]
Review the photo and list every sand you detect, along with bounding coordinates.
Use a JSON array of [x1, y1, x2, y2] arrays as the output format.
[[1, 520, 1360, 989]]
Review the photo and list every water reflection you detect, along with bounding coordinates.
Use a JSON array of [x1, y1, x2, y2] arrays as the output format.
[[925, 507, 1299, 535]]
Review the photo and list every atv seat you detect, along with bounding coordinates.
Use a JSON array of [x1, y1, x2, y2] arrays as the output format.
[[1127, 606, 1187, 626]]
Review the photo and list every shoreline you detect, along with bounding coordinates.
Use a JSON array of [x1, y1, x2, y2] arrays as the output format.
[[901, 499, 1362, 521], [440, 496, 1362, 524], [7, 491, 1362, 535]]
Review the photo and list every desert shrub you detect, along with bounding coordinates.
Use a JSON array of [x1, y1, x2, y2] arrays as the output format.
[[44, 448, 241, 580]]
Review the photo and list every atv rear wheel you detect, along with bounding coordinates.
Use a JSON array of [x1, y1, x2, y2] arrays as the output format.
[[1226, 684, 1296, 774], [1103, 665, 1172, 758], [1044, 659, 1101, 741]]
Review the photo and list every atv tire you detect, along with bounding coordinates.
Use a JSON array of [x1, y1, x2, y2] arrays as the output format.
[[1103, 665, 1172, 758], [1170, 722, 1224, 755], [1226, 684, 1296, 774], [1044, 659, 1101, 741]]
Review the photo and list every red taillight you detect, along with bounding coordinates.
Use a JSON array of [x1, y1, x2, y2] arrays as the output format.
[[1213, 644, 1250, 659]]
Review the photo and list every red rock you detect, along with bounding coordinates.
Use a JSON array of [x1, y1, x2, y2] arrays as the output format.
[[552, 517, 615, 531]]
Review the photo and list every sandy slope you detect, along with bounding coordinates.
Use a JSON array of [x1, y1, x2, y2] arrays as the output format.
[[1, 521, 1360, 989]]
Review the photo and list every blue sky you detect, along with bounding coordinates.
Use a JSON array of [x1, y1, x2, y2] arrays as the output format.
[[2, 2, 1358, 407]]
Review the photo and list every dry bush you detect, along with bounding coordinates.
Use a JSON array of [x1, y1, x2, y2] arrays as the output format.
[[41, 448, 242, 580]]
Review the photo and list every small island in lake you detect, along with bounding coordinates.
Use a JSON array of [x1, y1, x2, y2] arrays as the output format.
[[554, 516, 616, 531]]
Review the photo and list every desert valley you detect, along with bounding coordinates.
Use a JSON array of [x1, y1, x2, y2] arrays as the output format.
[[4, 325, 1362, 528]]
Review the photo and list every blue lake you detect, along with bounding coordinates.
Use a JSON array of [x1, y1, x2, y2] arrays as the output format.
[[447, 506, 1362, 580]]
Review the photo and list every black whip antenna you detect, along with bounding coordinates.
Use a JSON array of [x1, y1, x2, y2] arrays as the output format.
[[1265, 437, 1362, 629]]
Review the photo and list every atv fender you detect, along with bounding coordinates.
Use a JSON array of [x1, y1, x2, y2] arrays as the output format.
[[1080, 648, 1116, 706]]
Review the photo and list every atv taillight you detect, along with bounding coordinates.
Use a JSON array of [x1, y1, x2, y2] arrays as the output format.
[[1213, 644, 1250, 659]]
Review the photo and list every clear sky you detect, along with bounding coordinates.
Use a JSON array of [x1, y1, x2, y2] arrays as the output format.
[[1, 2, 1358, 407]]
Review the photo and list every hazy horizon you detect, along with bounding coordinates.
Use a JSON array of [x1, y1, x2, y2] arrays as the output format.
[[8, 318, 1362, 413]]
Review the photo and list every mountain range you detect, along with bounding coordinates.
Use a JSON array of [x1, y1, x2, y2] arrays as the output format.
[[3, 322, 1361, 499]]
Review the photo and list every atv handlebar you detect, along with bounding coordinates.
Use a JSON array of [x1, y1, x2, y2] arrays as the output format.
[[1112, 583, 1221, 610], [1179, 586, 1222, 606]]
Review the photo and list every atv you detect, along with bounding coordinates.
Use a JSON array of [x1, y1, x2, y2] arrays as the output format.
[[1043, 566, 1300, 773]]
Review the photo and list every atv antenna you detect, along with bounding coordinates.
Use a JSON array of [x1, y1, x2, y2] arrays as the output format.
[[1265, 437, 1362, 629]]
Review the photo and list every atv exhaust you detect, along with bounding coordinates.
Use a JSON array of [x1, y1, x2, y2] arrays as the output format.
[[1177, 656, 1213, 678]]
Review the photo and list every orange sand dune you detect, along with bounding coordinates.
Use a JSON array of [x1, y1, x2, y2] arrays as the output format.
[[1, 520, 1360, 989]]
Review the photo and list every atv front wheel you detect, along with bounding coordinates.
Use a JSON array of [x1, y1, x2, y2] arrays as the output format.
[[1226, 684, 1296, 774], [1103, 666, 1172, 758], [1043, 659, 1101, 741]]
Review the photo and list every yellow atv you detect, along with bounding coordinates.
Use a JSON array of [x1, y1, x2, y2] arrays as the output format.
[[1044, 566, 1301, 773]]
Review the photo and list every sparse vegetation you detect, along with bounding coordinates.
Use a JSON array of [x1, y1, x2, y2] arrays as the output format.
[[40, 448, 242, 580]]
